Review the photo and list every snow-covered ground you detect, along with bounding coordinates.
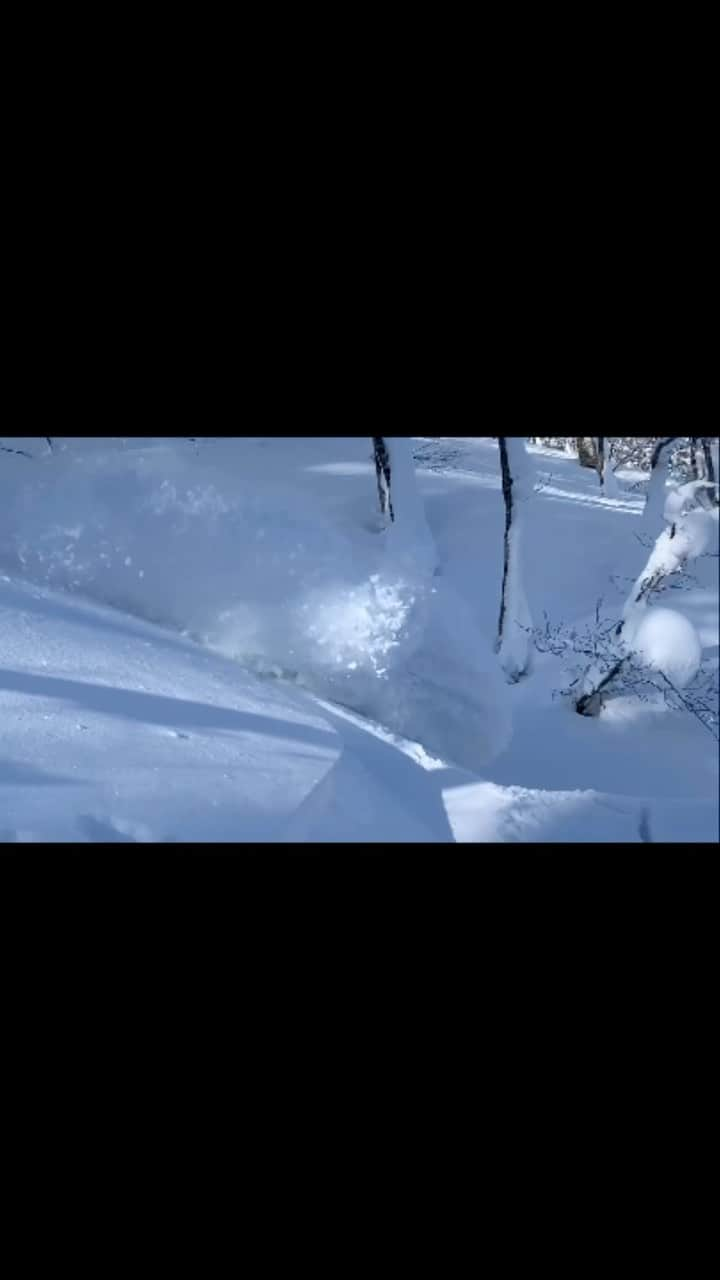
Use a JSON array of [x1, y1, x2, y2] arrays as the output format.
[[0, 437, 717, 844]]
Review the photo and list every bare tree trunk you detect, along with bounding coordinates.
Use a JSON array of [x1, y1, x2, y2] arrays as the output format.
[[576, 437, 598, 468], [596, 436, 605, 487], [576, 658, 627, 716], [602, 439, 620, 496], [372, 437, 394, 522], [643, 436, 678, 527], [495, 439, 532, 681], [496, 439, 513, 651], [701, 438, 716, 489]]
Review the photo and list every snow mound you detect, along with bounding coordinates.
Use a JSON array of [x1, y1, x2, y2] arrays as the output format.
[[630, 607, 702, 689]]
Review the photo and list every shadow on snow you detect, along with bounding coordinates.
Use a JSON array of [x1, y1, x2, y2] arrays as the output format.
[[0, 668, 337, 750]]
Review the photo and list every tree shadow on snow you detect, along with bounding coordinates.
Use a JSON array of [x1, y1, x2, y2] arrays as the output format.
[[0, 758, 85, 786], [0, 668, 337, 749], [0, 578, 203, 657]]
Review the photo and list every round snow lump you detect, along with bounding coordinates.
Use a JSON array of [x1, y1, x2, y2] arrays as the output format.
[[630, 607, 702, 689]]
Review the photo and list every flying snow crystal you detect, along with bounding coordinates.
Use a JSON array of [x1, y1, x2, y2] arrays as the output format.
[[302, 573, 422, 677]]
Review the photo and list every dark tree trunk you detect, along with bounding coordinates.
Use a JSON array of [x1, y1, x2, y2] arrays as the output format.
[[576, 657, 627, 716], [701, 438, 716, 488], [649, 436, 678, 472], [596, 436, 605, 486], [372, 437, 394, 522], [576, 437, 598, 468], [496, 438, 513, 651]]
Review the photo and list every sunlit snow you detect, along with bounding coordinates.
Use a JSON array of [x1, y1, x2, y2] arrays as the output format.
[[0, 436, 717, 844]]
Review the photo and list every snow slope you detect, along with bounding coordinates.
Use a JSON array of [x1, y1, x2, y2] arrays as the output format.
[[0, 437, 717, 844], [1, 571, 715, 843], [0, 575, 342, 842]]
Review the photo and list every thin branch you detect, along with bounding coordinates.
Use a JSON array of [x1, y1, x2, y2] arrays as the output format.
[[656, 670, 720, 741]]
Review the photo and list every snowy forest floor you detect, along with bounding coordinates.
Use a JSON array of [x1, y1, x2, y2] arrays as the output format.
[[0, 436, 717, 844]]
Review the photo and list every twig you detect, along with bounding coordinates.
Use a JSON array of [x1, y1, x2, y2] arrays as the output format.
[[0, 445, 33, 458], [656, 670, 720, 741]]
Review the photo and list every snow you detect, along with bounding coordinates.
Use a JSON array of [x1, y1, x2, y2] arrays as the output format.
[[383, 436, 437, 574], [630, 608, 702, 689], [621, 508, 713, 637], [0, 435, 717, 844], [498, 523, 533, 682], [0, 575, 341, 843], [602, 460, 619, 499], [643, 439, 675, 530]]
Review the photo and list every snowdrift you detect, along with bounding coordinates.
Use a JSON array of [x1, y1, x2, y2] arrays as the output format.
[[0, 437, 510, 772]]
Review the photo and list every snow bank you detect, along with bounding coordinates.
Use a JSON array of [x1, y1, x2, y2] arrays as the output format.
[[442, 779, 718, 843]]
